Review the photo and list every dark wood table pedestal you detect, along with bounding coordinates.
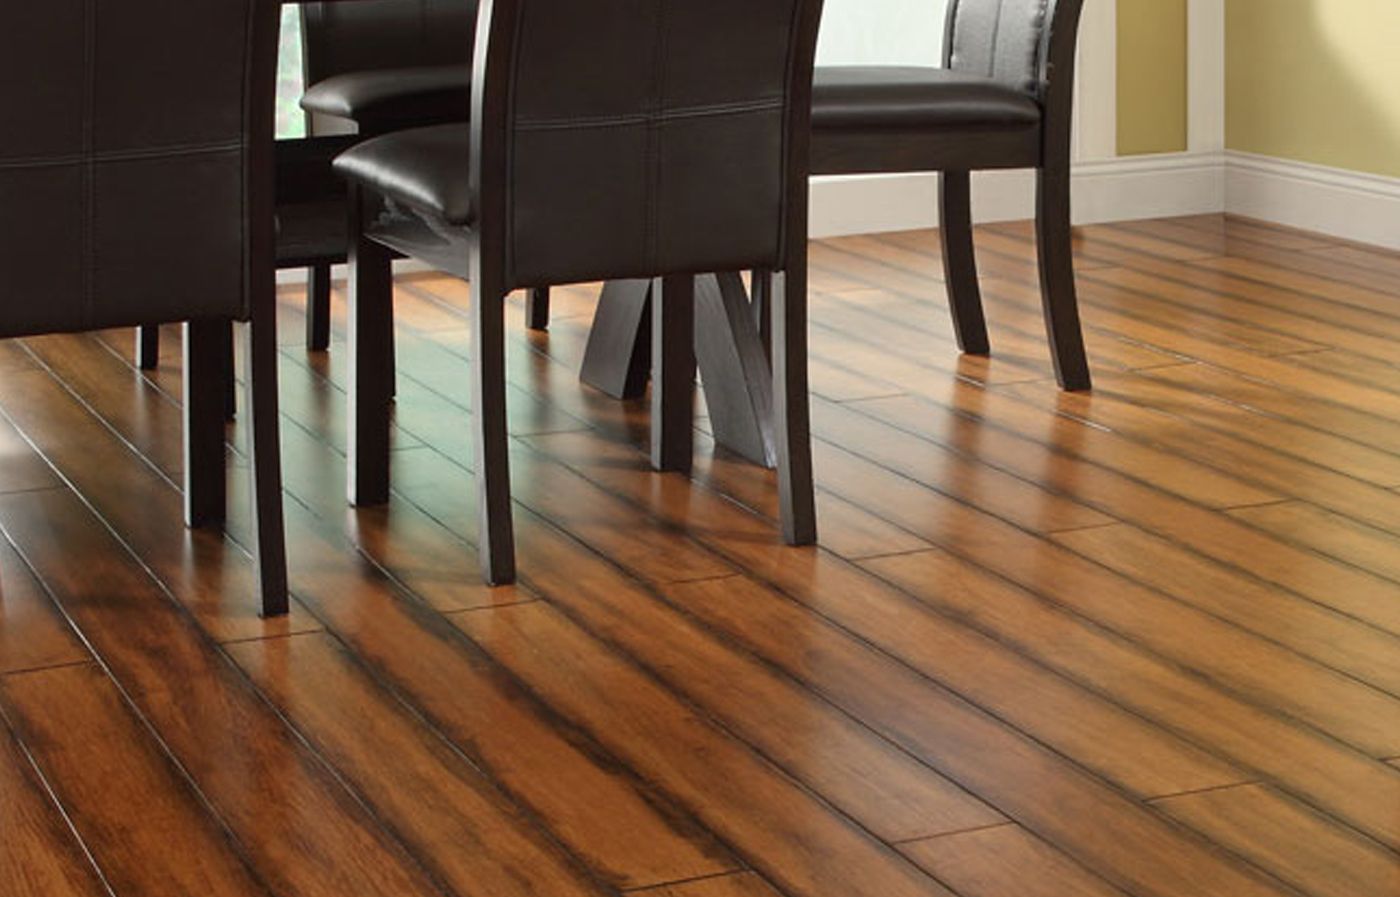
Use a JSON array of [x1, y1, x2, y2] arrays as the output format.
[[581, 273, 777, 469]]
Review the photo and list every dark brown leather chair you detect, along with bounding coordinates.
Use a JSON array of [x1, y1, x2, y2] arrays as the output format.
[[811, 0, 1092, 390], [134, 1, 489, 372], [1, 0, 289, 614], [333, 0, 826, 584]]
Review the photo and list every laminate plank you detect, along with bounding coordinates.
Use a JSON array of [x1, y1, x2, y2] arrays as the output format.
[[828, 400, 1400, 756], [1081, 266, 1396, 360], [226, 632, 612, 897], [633, 872, 782, 897], [1144, 362, 1400, 457], [900, 825, 1129, 897], [0, 411, 60, 495], [803, 339, 1280, 513], [526, 429, 1400, 848], [0, 532, 89, 674], [0, 714, 107, 897], [392, 451, 1007, 843], [1285, 349, 1400, 397], [267, 503, 736, 889], [10, 322, 754, 889], [1229, 501, 1400, 584], [24, 333, 189, 478], [999, 376, 1400, 537], [487, 435, 1247, 801], [1152, 784, 1400, 897], [0, 366, 322, 642], [845, 391, 1400, 636], [863, 547, 1400, 845], [453, 600, 970, 897], [1050, 523, 1400, 696], [648, 575, 1286, 897], [0, 489, 447, 897], [1, 664, 269, 897], [1059, 368, 1400, 487], [1118, 217, 1249, 255], [1193, 255, 1400, 319]]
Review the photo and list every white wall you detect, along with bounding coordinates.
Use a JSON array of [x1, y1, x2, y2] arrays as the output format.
[[816, 0, 948, 66]]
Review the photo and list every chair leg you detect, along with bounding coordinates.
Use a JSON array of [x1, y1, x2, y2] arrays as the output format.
[[1035, 163, 1092, 391], [306, 263, 332, 352], [772, 262, 817, 546], [525, 286, 550, 331], [650, 275, 696, 474], [469, 253, 516, 585], [183, 320, 228, 529], [244, 307, 290, 617], [346, 189, 395, 507], [136, 326, 160, 370], [938, 171, 991, 355]]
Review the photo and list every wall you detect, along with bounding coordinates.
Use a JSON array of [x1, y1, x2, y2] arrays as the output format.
[[1117, 0, 1189, 155], [1226, 0, 1400, 179]]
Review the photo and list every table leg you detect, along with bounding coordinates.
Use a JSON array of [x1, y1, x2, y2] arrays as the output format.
[[581, 274, 776, 469]]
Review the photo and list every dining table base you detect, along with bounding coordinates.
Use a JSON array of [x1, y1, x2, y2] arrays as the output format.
[[582, 274, 777, 469]]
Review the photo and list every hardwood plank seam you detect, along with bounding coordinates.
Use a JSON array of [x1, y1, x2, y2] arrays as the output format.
[[810, 345, 1400, 648], [0, 702, 118, 897], [826, 395, 1400, 709], [510, 436, 1324, 897], [0, 528, 285, 897]]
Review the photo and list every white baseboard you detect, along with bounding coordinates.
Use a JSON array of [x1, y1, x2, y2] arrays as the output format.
[[809, 151, 1226, 238], [1225, 151, 1400, 251], [281, 151, 1399, 284]]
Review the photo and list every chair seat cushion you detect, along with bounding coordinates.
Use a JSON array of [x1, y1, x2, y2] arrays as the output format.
[[813, 66, 1041, 132], [301, 65, 471, 131], [333, 123, 473, 225]]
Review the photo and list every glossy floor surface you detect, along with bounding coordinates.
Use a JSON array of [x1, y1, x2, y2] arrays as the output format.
[[2, 215, 1399, 897]]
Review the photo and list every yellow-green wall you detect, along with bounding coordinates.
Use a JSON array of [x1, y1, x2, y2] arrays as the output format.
[[1227, 0, 1400, 178], [1117, 0, 1189, 156]]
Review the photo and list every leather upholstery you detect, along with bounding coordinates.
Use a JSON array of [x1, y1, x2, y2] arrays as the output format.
[[300, 0, 476, 130], [334, 124, 474, 224], [336, 0, 819, 289], [813, 67, 1041, 132], [300, 65, 471, 132], [947, 0, 1053, 94], [0, 0, 277, 338]]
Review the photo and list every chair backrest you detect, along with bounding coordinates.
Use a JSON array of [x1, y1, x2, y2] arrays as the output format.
[[943, 0, 1084, 97], [0, 0, 279, 338], [473, 0, 826, 289], [301, 0, 478, 85]]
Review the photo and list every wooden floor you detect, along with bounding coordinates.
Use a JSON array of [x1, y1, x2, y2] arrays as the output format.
[[2, 214, 1399, 897]]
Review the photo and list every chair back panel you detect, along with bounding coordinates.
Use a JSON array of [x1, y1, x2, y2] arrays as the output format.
[[302, 0, 477, 84], [0, 0, 278, 337], [945, 0, 1074, 95], [481, 0, 824, 287]]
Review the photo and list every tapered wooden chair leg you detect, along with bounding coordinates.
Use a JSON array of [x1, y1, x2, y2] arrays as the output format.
[[469, 259, 516, 585], [244, 309, 289, 617], [346, 192, 395, 507], [136, 326, 161, 370], [183, 319, 228, 529], [771, 262, 817, 546], [1035, 164, 1092, 391], [939, 171, 991, 355], [306, 263, 332, 351], [650, 275, 696, 474], [525, 286, 550, 331]]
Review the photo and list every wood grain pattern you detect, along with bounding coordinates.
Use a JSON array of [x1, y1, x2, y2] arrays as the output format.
[[1, 214, 1396, 897], [0, 716, 107, 897]]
